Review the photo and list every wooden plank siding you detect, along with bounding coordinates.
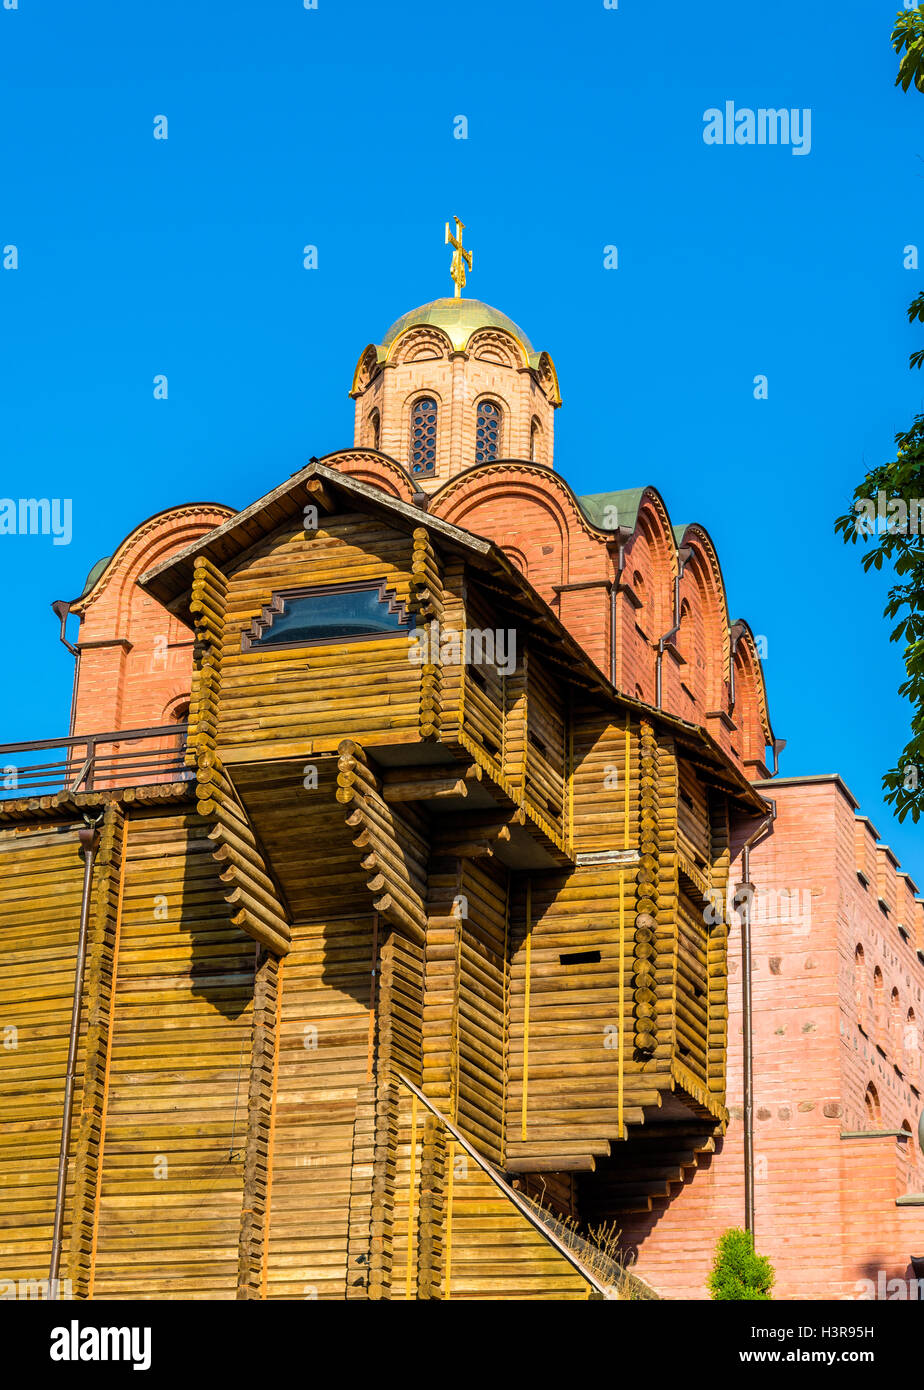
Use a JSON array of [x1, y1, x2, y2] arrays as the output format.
[[218, 514, 425, 763], [0, 821, 92, 1290], [388, 1087, 596, 1301], [261, 912, 376, 1299], [91, 808, 255, 1299]]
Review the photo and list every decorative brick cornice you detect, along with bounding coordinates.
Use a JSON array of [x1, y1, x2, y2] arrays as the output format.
[[431, 462, 606, 545], [71, 504, 233, 616]]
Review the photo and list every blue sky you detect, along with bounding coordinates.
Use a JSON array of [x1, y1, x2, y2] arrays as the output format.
[[1, 0, 922, 880]]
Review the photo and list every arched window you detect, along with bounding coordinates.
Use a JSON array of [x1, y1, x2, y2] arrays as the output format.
[[167, 698, 190, 724], [410, 397, 438, 475], [475, 400, 502, 463], [864, 1082, 881, 1127], [905, 1009, 919, 1078], [891, 988, 902, 1058], [678, 598, 692, 665], [162, 697, 190, 780], [368, 409, 380, 451], [854, 945, 866, 1030], [530, 417, 542, 462], [873, 967, 885, 1040]]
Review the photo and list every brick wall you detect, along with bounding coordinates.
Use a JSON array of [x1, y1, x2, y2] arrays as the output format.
[[621, 778, 924, 1300], [69, 504, 231, 734]]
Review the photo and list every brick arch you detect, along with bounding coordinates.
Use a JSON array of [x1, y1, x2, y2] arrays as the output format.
[[619, 492, 677, 706], [677, 525, 731, 715], [389, 326, 452, 366], [675, 592, 706, 711], [730, 621, 774, 768], [431, 463, 606, 544], [161, 687, 191, 722], [627, 490, 675, 641], [324, 448, 417, 502], [350, 343, 380, 395], [72, 504, 233, 637], [467, 328, 526, 370], [501, 544, 529, 577], [69, 503, 233, 735], [536, 351, 562, 406], [436, 475, 570, 594], [732, 632, 762, 764]]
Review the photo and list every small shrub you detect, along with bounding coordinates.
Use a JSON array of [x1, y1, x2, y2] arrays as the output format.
[[708, 1227, 775, 1300]]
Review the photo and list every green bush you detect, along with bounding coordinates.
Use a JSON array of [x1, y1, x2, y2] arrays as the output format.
[[708, 1227, 775, 1300]]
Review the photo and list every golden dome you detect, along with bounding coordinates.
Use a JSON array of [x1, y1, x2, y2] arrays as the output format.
[[379, 297, 537, 364]]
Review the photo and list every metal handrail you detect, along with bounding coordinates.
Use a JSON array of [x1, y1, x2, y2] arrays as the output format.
[[395, 1071, 616, 1299], [0, 723, 185, 754], [0, 724, 190, 796]]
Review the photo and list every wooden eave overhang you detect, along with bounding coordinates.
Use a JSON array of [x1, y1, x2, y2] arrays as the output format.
[[139, 460, 769, 817]]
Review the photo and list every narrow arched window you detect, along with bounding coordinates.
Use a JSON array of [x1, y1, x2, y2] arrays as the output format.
[[530, 417, 541, 462], [410, 398, 438, 474], [874, 967, 885, 1039], [369, 409, 381, 451], [854, 944, 866, 1029], [905, 1008, 919, 1078], [864, 1082, 881, 1127], [475, 399, 502, 463], [891, 988, 902, 1057]]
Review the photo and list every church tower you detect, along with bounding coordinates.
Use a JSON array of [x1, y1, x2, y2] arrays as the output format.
[[349, 219, 561, 491]]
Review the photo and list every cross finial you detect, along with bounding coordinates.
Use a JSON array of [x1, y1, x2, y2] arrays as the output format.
[[445, 216, 472, 298]]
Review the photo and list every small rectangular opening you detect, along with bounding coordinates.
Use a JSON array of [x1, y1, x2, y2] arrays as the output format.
[[559, 950, 601, 966]]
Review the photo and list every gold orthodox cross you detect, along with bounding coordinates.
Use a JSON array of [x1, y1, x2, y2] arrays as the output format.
[[445, 216, 472, 297]]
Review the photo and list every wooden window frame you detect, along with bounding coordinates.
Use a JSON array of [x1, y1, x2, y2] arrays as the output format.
[[241, 578, 414, 652]]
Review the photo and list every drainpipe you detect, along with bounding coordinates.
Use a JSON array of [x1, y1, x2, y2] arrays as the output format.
[[655, 545, 692, 708], [736, 798, 776, 1242], [608, 528, 631, 687], [48, 814, 102, 1296], [51, 600, 80, 741]]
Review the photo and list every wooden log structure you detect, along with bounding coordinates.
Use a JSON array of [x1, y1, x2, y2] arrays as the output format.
[[0, 460, 770, 1300]]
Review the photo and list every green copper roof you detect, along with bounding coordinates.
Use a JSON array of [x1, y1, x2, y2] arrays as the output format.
[[380, 297, 536, 359], [578, 488, 647, 532], [77, 555, 111, 599], [578, 487, 689, 540]]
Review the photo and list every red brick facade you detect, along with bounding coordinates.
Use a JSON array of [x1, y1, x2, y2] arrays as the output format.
[[68, 504, 233, 735], [618, 777, 924, 1300]]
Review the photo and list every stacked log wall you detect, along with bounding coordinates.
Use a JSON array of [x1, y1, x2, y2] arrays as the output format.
[[0, 821, 94, 1290], [90, 807, 256, 1298], [218, 514, 424, 761]]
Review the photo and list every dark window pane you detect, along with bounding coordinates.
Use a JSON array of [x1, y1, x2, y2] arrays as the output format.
[[251, 585, 415, 648], [476, 400, 501, 463], [411, 397, 438, 474]]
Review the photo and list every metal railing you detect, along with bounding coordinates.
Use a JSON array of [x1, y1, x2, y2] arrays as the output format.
[[0, 724, 193, 798], [396, 1072, 617, 1299]]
